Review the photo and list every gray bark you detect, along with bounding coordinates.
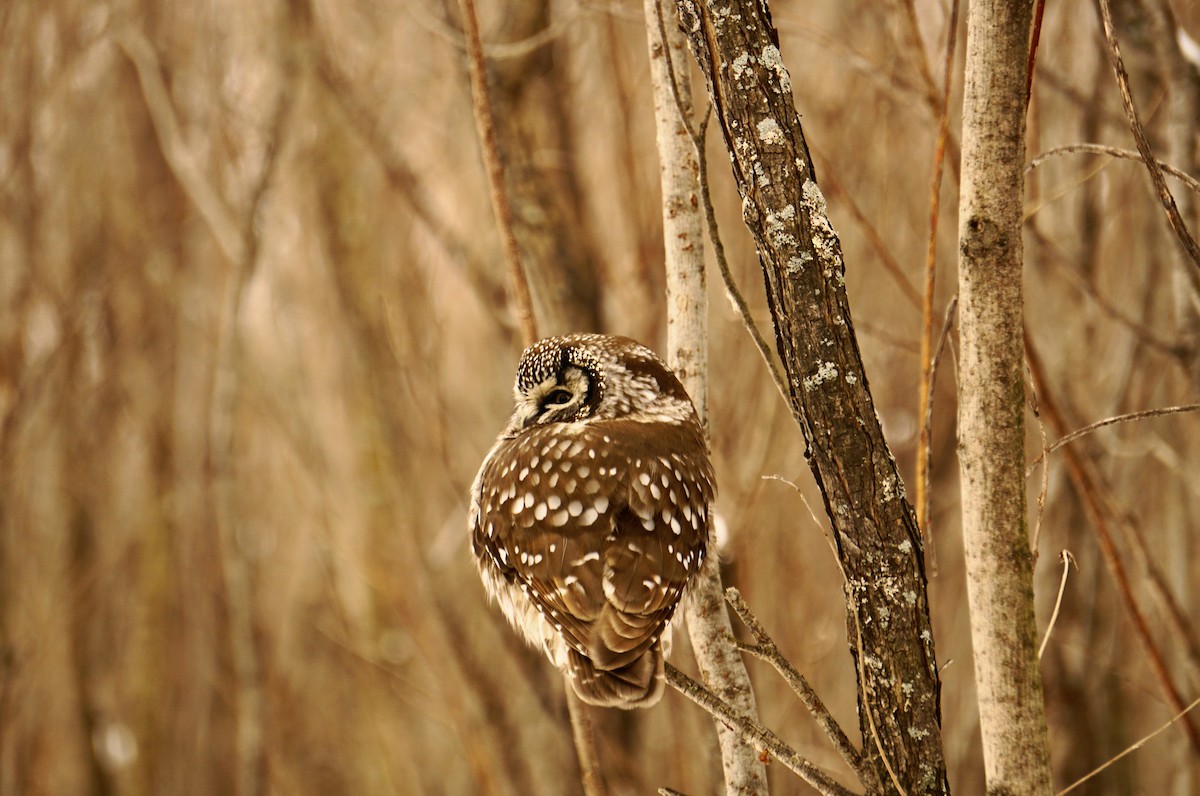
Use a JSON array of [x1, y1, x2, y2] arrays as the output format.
[[957, 0, 1054, 792]]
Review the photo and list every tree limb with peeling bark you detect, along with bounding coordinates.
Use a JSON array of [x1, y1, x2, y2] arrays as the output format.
[[671, 1, 949, 792]]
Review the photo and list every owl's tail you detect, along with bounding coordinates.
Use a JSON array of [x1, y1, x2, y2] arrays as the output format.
[[566, 643, 665, 709]]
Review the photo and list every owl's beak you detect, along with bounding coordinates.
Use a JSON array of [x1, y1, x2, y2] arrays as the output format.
[[509, 400, 540, 433]]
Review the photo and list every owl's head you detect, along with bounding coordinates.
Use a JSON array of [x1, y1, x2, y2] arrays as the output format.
[[506, 334, 696, 433]]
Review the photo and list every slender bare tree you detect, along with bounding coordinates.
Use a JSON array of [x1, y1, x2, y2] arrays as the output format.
[[644, 0, 769, 792], [957, 0, 1054, 792]]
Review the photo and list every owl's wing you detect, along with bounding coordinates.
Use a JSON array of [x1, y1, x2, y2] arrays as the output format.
[[472, 420, 714, 671]]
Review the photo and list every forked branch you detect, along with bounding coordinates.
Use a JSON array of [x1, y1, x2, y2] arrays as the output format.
[[725, 589, 877, 791], [665, 664, 858, 796]]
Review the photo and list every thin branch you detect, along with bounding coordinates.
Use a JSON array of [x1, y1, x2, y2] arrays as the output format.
[[1094, 0, 1200, 270], [1027, 143, 1200, 197], [897, 0, 940, 116], [848, 607, 907, 796], [1037, 551, 1074, 660], [1029, 371, 1050, 555], [1026, 403, 1200, 473], [916, 0, 959, 535], [456, 0, 538, 345], [761, 475, 842, 565], [664, 664, 859, 796], [1025, 0, 1047, 106], [1049, 403, 1200, 454], [408, 2, 581, 60], [651, 0, 699, 145], [757, 481, 902, 793], [725, 589, 875, 790], [1057, 697, 1200, 795], [918, 296, 957, 568], [565, 685, 607, 796], [769, 492, 907, 796]]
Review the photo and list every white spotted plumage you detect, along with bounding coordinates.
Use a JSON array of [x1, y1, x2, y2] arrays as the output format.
[[469, 334, 715, 709]]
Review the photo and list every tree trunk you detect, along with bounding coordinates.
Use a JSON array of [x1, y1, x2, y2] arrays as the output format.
[[957, 1, 1054, 793], [672, 1, 948, 792], [644, 2, 769, 792]]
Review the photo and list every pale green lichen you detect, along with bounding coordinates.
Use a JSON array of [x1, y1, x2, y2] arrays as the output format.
[[803, 360, 839, 391], [786, 251, 812, 274], [802, 179, 842, 283], [760, 44, 791, 93], [756, 117, 784, 144], [731, 52, 754, 81], [765, 208, 796, 248]]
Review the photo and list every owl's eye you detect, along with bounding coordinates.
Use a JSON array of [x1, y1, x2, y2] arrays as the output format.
[[544, 388, 573, 406]]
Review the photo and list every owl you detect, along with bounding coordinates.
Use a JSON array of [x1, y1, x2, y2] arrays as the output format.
[[469, 334, 715, 708]]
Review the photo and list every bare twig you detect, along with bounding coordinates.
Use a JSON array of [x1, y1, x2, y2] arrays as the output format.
[[725, 589, 876, 791], [456, 0, 538, 345], [1026, 143, 1200, 197], [752, 488, 901, 795], [847, 608, 907, 796], [917, 296, 957, 564], [1098, 485, 1200, 692], [1026, 403, 1200, 473], [1029, 372, 1050, 555], [761, 475, 841, 564], [1048, 403, 1200, 454], [664, 664, 858, 796], [650, 0, 699, 145], [1025, 0, 1047, 106], [1057, 697, 1200, 795], [1037, 551, 1074, 660], [408, 1, 581, 60], [916, 0, 959, 535], [1095, 0, 1200, 270], [897, 0, 939, 116], [565, 686, 607, 796]]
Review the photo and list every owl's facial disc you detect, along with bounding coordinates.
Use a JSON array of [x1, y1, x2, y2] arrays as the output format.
[[515, 365, 593, 428]]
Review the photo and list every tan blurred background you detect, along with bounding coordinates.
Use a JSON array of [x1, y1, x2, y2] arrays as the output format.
[[2, 0, 1199, 793]]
